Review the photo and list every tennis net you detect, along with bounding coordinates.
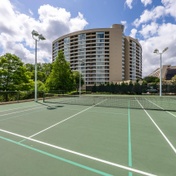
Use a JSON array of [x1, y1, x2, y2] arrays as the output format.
[[43, 93, 176, 111]]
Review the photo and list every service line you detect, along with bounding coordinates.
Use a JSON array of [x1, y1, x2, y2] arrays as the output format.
[[27, 99, 107, 139]]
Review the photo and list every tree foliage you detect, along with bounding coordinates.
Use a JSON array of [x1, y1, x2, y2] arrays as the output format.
[[25, 63, 52, 83], [0, 53, 33, 91], [45, 51, 74, 92], [171, 75, 176, 85], [72, 71, 84, 92], [143, 76, 159, 83], [0, 52, 175, 97]]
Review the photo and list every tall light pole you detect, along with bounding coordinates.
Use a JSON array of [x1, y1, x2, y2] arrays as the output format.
[[79, 59, 84, 96], [31, 30, 45, 102], [153, 47, 168, 96]]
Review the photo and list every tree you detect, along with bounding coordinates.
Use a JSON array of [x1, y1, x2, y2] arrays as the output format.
[[0, 53, 33, 91], [120, 82, 128, 94], [72, 71, 84, 92], [133, 82, 142, 94], [171, 75, 176, 85], [45, 51, 74, 92], [143, 76, 159, 83], [25, 63, 52, 83], [128, 81, 134, 94]]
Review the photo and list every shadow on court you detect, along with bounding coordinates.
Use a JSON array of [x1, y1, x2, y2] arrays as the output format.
[[36, 101, 64, 110]]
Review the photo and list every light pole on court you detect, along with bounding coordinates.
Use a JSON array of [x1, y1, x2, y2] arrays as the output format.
[[153, 47, 168, 97], [79, 59, 84, 96], [31, 30, 45, 102]]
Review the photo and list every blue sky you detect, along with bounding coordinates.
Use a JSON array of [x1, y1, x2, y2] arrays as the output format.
[[0, 0, 176, 77]]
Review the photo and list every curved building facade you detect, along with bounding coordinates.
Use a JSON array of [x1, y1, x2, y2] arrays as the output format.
[[52, 24, 142, 87]]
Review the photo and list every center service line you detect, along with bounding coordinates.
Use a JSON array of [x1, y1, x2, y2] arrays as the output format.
[[128, 101, 133, 176], [28, 99, 107, 139]]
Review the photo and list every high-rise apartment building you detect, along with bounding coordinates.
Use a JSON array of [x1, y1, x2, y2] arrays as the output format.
[[52, 24, 142, 87]]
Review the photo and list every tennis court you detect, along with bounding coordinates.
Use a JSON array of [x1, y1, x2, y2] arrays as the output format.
[[0, 95, 176, 176]]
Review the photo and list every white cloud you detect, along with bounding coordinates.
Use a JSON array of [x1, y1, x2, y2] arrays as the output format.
[[139, 22, 159, 39], [125, 0, 152, 9], [121, 21, 127, 32], [133, 6, 165, 27], [140, 23, 176, 77], [162, 0, 176, 19], [133, 0, 176, 28], [69, 12, 88, 32], [29, 9, 33, 16], [131, 0, 176, 76], [125, 0, 133, 9], [0, 1, 88, 64], [130, 28, 137, 38], [141, 0, 152, 6]]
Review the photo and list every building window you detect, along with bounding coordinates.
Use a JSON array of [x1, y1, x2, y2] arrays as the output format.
[[64, 37, 70, 44], [96, 32, 104, 38], [78, 33, 86, 40]]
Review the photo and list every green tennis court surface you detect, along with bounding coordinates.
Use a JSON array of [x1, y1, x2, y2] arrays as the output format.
[[0, 95, 176, 176]]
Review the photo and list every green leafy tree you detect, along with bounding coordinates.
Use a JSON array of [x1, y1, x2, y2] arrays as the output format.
[[128, 81, 134, 94], [45, 51, 74, 92], [171, 75, 176, 85], [0, 53, 33, 91], [120, 82, 128, 94], [141, 80, 148, 93], [133, 82, 142, 94], [25, 63, 52, 83], [143, 76, 159, 83], [38, 80, 47, 92], [73, 71, 84, 92], [41, 63, 52, 81]]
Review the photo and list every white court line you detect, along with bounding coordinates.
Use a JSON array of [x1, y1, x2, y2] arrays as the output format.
[[137, 100, 176, 154], [0, 104, 41, 113], [167, 111, 176, 118], [90, 110, 128, 116], [28, 99, 107, 138], [0, 128, 156, 176], [146, 99, 176, 118], [0, 107, 46, 122], [0, 106, 44, 117]]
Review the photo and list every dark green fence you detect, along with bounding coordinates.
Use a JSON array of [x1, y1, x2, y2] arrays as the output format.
[[0, 91, 44, 103]]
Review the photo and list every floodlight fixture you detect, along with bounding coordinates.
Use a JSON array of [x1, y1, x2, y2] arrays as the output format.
[[38, 34, 46, 40], [31, 30, 45, 102], [153, 47, 168, 96], [153, 49, 159, 54], [32, 30, 39, 36], [162, 47, 168, 53]]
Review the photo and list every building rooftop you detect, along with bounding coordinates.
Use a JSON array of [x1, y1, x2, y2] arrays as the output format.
[[148, 65, 176, 80]]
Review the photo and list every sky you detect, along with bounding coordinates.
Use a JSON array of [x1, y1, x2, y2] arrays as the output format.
[[0, 0, 176, 77]]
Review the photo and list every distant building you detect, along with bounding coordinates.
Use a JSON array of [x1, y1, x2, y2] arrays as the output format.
[[52, 24, 142, 88], [148, 65, 176, 80]]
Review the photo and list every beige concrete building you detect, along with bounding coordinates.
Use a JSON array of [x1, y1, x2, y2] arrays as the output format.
[[149, 65, 176, 80], [52, 24, 142, 87]]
